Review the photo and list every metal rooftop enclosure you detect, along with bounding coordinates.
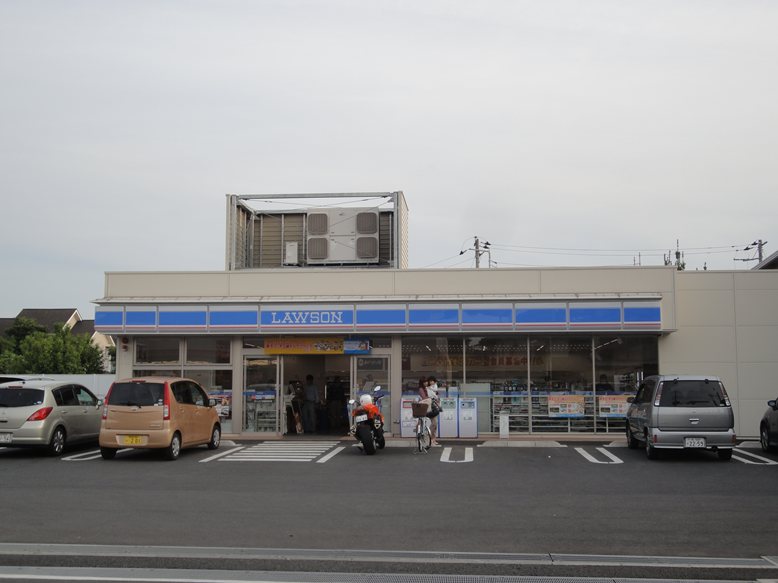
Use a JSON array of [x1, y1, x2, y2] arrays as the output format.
[[225, 192, 409, 271]]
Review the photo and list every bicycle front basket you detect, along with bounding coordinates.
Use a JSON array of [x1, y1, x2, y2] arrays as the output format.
[[411, 402, 429, 418]]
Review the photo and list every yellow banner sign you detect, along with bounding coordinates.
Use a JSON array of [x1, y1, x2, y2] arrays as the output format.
[[264, 337, 344, 354]]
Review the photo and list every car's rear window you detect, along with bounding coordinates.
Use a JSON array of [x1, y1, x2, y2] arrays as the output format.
[[0, 388, 45, 407], [108, 382, 165, 407], [659, 380, 728, 407]]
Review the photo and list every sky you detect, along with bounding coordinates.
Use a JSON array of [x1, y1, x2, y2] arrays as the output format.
[[1, 0, 777, 319]]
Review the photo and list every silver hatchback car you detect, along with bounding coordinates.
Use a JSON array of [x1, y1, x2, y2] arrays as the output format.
[[760, 397, 778, 452], [625, 375, 736, 460], [0, 379, 103, 456]]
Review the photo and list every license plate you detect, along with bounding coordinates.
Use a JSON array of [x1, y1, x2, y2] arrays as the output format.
[[354, 414, 368, 423], [684, 437, 706, 448], [122, 435, 143, 445], [0, 433, 11, 444]]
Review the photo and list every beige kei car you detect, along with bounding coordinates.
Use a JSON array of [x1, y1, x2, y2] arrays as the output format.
[[99, 377, 221, 460]]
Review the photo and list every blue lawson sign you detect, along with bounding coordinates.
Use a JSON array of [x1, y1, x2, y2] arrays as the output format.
[[95, 300, 662, 334]]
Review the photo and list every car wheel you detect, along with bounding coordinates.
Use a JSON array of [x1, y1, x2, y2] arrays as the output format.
[[207, 425, 221, 450], [165, 432, 181, 460], [645, 431, 658, 460], [760, 424, 774, 453], [47, 426, 66, 457], [625, 423, 639, 449], [100, 447, 117, 460], [717, 448, 733, 461]]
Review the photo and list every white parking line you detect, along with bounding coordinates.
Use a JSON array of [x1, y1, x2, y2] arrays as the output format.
[[61, 450, 101, 461], [199, 446, 245, 463], [316, 446, 345, 463], [62, 448, 135, 461], [440, 447, 474, 463], [732, 448, 778, 465], [575, 447, 624, 464]]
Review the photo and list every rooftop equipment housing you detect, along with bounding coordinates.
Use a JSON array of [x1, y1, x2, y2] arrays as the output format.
[[225, 192, 409, 270]]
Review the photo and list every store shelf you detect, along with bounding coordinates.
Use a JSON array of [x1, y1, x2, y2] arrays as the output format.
[[244, 397, 277, 432], [491, 392, 626, 434]]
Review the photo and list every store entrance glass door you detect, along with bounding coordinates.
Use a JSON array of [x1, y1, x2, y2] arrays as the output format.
[[243, 357, 279, 433], [355, 356, 391, 430]]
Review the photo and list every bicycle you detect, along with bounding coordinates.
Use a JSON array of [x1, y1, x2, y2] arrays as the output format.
[[415, 416, 432, 452], [411, 401, 432, 453]]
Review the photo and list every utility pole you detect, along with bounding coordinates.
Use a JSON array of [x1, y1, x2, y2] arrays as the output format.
[[664, 240, 685, 271], [736, 239, 768, 265], [750, 239, 767, 263], [460, 236, 492, 268]]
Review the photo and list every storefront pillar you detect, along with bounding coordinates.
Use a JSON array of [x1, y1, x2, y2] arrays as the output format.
[[230, 337, 245, 438]]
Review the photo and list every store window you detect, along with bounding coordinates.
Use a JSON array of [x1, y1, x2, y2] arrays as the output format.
[[132, 369, 181, 378], [466, 336, 529, 433], [186, 337, 231, 364], [402, 333, 659, 435], [242, 337, 264, 349], [401, 336, 463, 395], [184, 369, 234, 433], [529, 336, 593, 432], [244, 357, 278, 433], [592, 335, 657, 432], [135, 337, 180, 365], [368, 337, 392, 349], [356, 355, 391, 431]]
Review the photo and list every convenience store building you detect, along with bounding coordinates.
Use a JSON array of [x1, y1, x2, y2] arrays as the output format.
[[93, 194, 778, 439]]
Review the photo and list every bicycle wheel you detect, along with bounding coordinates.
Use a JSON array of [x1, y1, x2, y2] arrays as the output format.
[[417, 422, 432, 451]]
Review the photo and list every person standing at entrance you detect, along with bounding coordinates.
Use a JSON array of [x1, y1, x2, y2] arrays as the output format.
[[427, 376, 441, 446], [419, 377, 441, 446], [302, 374, 319, 433]]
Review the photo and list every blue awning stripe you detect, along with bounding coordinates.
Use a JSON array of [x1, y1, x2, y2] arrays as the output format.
[[95, 300, 662, 333], [624, 306, 661, 323]]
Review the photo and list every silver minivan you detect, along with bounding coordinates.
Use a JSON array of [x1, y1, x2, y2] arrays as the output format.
[[625, 375, 735, 460]]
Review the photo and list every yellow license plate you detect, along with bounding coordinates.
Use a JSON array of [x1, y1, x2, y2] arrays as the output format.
[[122, 435, 143, 445]]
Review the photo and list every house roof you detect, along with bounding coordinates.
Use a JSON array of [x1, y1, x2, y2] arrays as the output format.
[[16, 308, 80, 332], [70, 319, 95, 336], [754, 249, 778, 270]]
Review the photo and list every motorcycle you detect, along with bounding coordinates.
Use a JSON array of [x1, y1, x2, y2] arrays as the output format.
[[349, 386, 386, 455]]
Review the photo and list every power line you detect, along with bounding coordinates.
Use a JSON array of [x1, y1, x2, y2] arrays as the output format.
[[490, 242, 749, 253], [459, 236, 493, 268], [424, 238, 768, 270], [734, 239, 768, 264], [489, 245, 746, 258]]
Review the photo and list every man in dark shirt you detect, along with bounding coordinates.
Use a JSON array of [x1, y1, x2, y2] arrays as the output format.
[[302, 374, 319, 433]]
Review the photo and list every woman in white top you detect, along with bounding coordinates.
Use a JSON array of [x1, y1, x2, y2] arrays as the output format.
[[419, 376, 441, 446]]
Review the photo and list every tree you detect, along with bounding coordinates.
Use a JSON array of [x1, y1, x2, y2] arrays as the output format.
[[4, 317, 46, 351], [75, 333, 107, 374], [2, 327, 106, 375], [0, 334, 14, 356], [0, 350, 24, 374]]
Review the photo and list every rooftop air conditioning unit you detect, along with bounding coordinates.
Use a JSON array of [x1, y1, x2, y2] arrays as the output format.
[[306, 209, 379, 265]]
